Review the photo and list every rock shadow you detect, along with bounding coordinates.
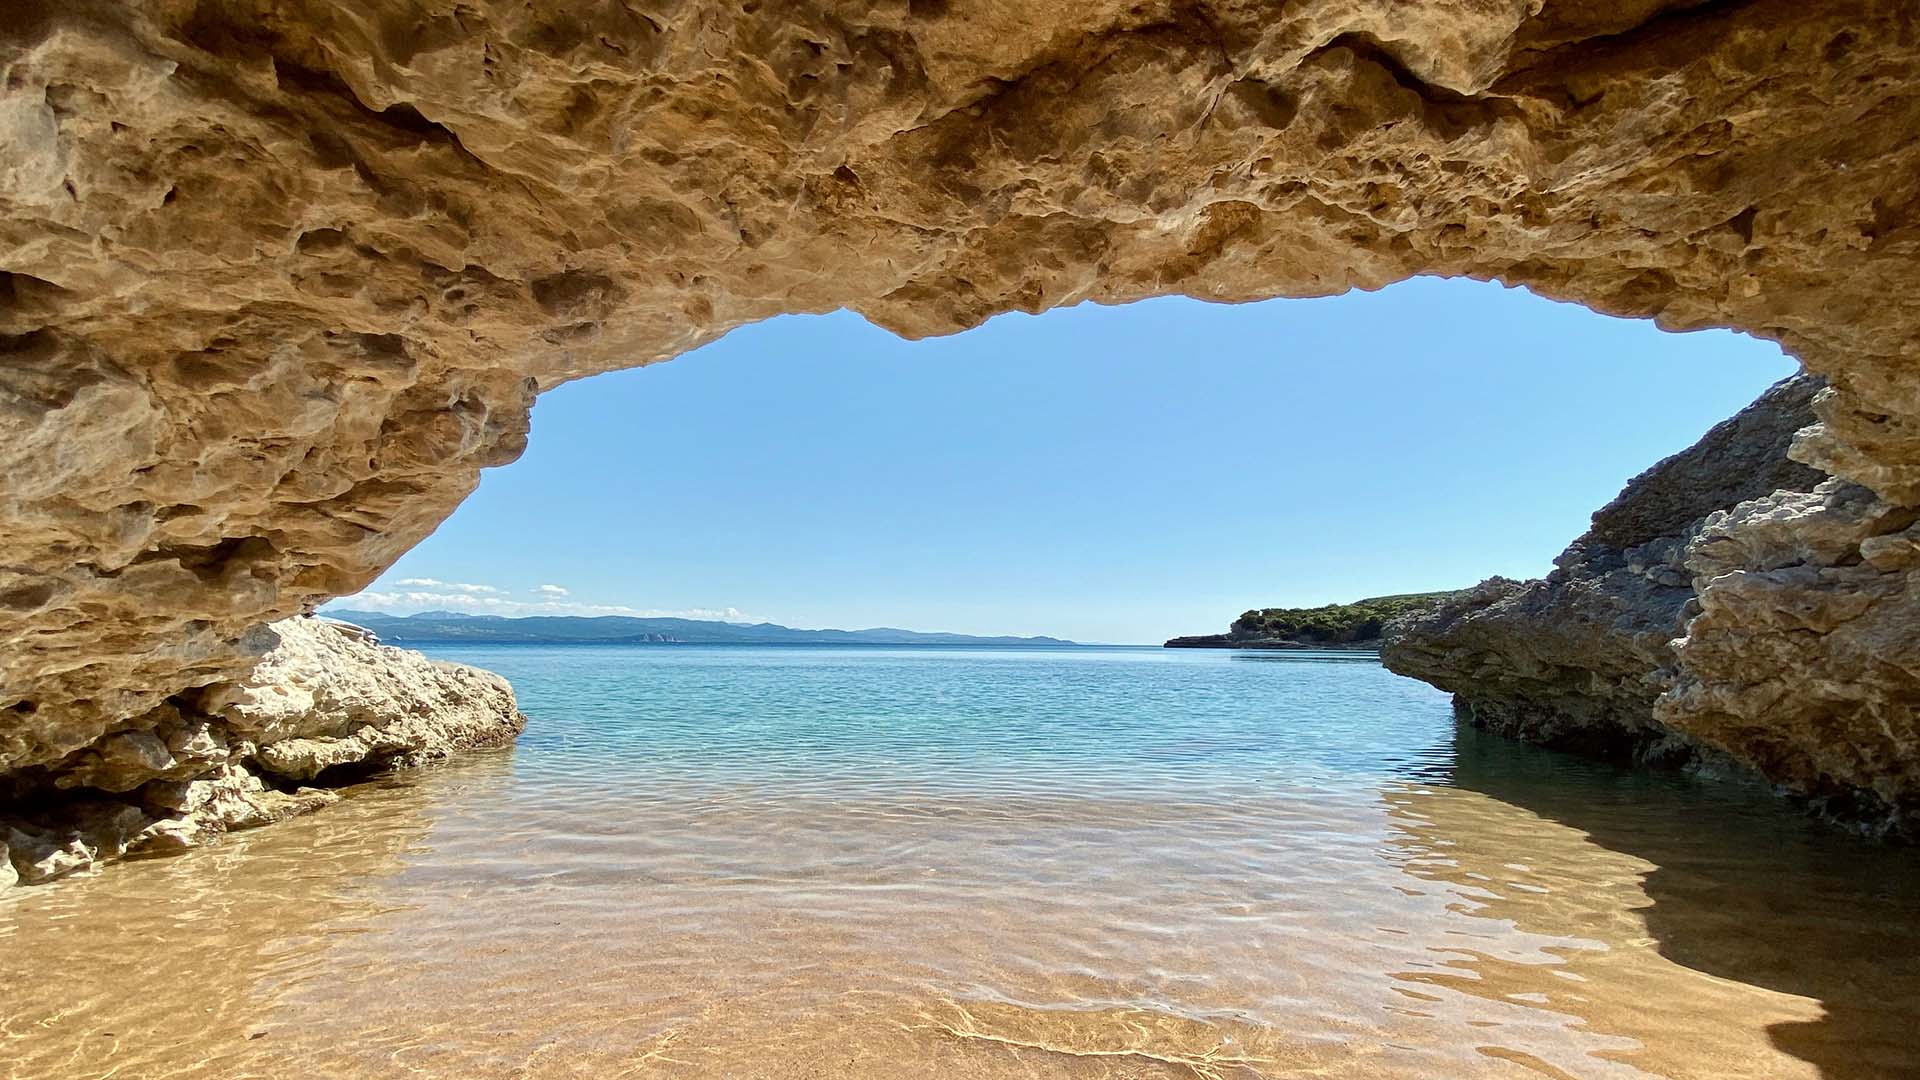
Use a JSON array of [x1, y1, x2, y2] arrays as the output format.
[[1428, 719, 1920, 1079]]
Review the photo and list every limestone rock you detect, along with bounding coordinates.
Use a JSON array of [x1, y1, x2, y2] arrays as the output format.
[[206, 615, 525, 780], [4, 801, 145, 885], [1, 617, 523, 888], [1660, 480, 1920, 830], [1386, 375, 1920, 832], [5, 829, 96, 885], [1, 2, 1919, 831]]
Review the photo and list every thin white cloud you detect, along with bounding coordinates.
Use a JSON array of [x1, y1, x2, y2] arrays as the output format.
[[327, 587, 767, 624], [663, 607, 765, 623], [392, 577, 501, 595], [532, 584, 570, 596]]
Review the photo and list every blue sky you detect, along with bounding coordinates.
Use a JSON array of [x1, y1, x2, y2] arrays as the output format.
[[331, 276, 1797, 643]]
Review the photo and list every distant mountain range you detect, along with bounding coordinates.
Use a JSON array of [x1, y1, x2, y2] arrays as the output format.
[[322, 609, 1078, 647]]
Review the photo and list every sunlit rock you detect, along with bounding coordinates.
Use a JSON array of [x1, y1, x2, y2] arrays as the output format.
[[1, 618, 523, 887], [1661, 479, 1920, 830]]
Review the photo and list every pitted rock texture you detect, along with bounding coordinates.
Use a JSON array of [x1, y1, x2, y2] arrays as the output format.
[[1, 616, 525, 887], [1663, 478, 1920, 828], [1386, 374, 1920, 833], [0, 2, 1918, 819]]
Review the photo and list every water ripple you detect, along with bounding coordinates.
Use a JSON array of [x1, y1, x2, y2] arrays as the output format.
[[2, 645, 1917, 1080]]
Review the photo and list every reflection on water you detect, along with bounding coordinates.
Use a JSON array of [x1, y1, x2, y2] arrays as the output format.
[[2, 646, 1916, 1080], [1227, 648, 1387, 664], [0, 756, 517, 1078], [1391, 724, 1920, 1079]]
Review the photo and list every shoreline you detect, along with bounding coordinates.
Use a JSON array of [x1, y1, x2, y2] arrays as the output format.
[[1163, 635, 1384, 651]]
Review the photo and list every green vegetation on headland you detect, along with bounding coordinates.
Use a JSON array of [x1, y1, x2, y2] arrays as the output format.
[[1164, 592, 1461, 649]]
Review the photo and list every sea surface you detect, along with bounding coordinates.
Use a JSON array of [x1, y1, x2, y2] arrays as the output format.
[[3, 645, 1918, 1080]]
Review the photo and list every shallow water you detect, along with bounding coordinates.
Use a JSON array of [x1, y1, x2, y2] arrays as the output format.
[[3, 645, 1918, 1080]]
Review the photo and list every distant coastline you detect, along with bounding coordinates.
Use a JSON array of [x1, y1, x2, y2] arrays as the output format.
[[324, 609, 1080, 648]]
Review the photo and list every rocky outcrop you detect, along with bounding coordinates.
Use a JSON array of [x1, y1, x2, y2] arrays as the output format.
[[1385, 375, 1920, 833], [1661, 479, 1920, 827], [1, 2, 1919, 828], [1, 616, 524, 887]]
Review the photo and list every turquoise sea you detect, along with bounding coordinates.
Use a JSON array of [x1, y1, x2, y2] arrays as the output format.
[[3, 645, 1917, 1079]]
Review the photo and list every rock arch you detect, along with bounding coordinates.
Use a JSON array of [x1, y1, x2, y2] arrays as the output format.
[[2, 0, 1917, 833]]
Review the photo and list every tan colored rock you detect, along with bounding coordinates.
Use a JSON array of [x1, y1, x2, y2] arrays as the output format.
[[0, 2, 1918, 824], [4, 801, 145, 885], [1, 618, 523, 887], [216, 616, 526, 781], [1660, 481, 1920, 826], [4, 829, 94, 885], [134, 763, 342, 849]]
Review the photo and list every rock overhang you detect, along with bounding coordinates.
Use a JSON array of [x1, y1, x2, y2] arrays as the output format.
[[1, 0, 1917, 829]]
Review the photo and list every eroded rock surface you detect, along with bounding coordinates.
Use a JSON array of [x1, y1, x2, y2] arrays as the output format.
[[1, 616, 524, 886], [1663, 478, 1920, 827], [1, 2, 1918, 828], [1386, 375, 1920, 833]]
